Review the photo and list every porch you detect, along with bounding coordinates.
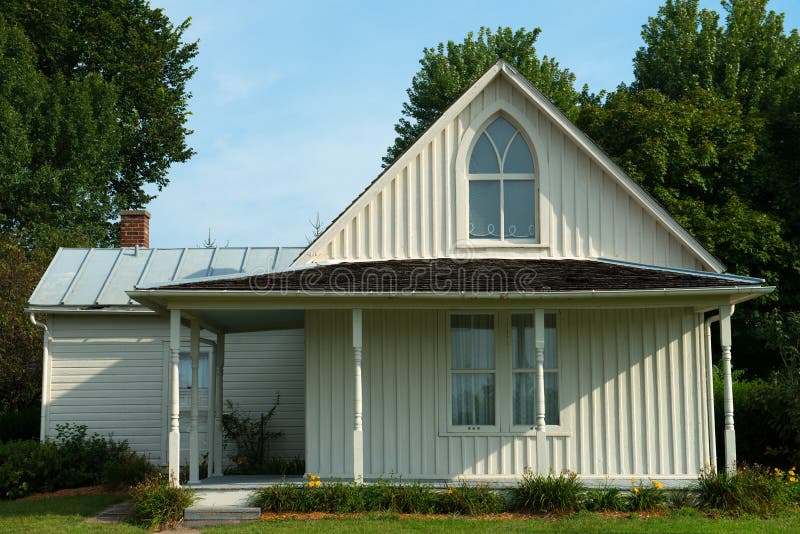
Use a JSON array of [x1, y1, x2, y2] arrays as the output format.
[[126, 258, 770, 487]]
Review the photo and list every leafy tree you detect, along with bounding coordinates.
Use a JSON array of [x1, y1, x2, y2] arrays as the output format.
[[0, 1, 198, 249], [0, 236, 49, 414], [383, 26, 580, 166]]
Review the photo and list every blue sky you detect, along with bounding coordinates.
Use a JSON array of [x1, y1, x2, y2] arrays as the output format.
[[147, 0, 800, 248]]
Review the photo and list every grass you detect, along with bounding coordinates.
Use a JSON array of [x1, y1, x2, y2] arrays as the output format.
[[203, 510, 800, 533], [0, 494, 140, 533], [0, 493, 798, 533]]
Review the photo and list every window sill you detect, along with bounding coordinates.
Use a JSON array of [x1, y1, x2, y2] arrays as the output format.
[[456, 239, 550, 249], [438, 427, 571, 438]]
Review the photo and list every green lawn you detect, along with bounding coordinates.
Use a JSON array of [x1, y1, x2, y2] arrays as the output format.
[[0, 494, 140, 534], [204, 510, 800, 533], [0, 494, 799, 533]]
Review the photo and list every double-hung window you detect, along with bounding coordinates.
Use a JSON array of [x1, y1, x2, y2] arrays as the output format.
[[450, 315, 496, 429], [448, 312, 559, 433], [179, 352, 209, 390], [511, 314, 559, 428], [468, 116, 536, 241]]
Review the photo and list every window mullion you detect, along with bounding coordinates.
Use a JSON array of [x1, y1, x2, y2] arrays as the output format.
[[499, 174, 505, 241]]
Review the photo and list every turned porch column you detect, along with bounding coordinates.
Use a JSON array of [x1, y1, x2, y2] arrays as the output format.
[[352, 309, 364, 482], [168, 309, 181, 486], [720, 304, 737, 474], [534, 309, 547, 473]]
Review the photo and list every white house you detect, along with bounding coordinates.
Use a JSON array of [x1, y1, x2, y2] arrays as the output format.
[[28, 60, 772, 487]]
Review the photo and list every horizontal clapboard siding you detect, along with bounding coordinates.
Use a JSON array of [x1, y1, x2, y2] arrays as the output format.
[[46, 315, 304, 465], [305, 308, 709, 478]]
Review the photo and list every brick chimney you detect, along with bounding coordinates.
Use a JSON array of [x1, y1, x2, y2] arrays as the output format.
[[119, 210, 151, 248]]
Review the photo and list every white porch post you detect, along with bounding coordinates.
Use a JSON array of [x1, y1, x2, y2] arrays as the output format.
[[720, 305, 737, 474], [352, 309, 364, 482], [189, 319, 200, 484], [534, 309, 547, 474], [168, 309, 181, 486], [206, 341, 215, 477], [213, 333, 225, 477]]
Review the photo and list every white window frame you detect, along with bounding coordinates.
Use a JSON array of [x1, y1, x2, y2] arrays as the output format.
[[441, 310, 567, 437], [467, 118, 537, 243], [446, 312, 501, 433], [454, 101, 551, 251], [179, 350, 209, 390], [509, 313, 560, 433]]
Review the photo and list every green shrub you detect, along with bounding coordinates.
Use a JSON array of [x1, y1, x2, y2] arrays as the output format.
[[252, 483, 305, 513], [0, 440, 61, 498], [625, 479, 666, 511], [713, 365, 800, 468], [54, 423, 129, 488], [130, 472, 195, 529], [511, 472, 584, 514], [666, 487, 696, 509], [584, 486, 624, 511], [0, 406, 40, 443], [305, 480, 366, 513], [254, 477, 505, 516], [222, 398, 283, 474], [440, 480, 506, 515], [695, 466, 791, 515], [102, 451, 159, 488], [361, 478, 440, 514]]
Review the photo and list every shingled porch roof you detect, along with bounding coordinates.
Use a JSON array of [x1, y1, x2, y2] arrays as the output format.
[[146, 258, 764, 294]]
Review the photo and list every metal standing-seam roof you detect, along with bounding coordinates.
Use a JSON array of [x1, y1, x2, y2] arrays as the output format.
[[29, 246, 304, 308]]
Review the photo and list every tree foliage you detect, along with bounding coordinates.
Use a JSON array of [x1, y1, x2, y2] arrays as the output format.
[[0, 0, 198, 249], [0, 236, 49, 414], [577, 0, 800, 375], [383, 27, 580, 166]]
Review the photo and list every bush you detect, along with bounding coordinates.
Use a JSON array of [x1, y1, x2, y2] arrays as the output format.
[[102, 451, 159, 489], [626, 479, 666, 511], [584, 486, 624, 511], [252, 483, 305, 513], [130, 472, 195, 529], [0, 423, 157, 499], [713, 366, 800, 468], [695, 466, 791, 515], [0, 440, 61, 498], [0, 406, 40, 443], [222, 398, 283, 474], [666, 487, 696, 509], [361, 478, 440, 514], [440, 480, 506, 515], [511, 472, 584, 514], [253, 476, 506, 515], [54, 423, 130, 488]]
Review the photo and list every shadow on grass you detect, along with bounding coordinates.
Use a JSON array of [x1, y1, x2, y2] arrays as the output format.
[[0, 494, 126, 518]]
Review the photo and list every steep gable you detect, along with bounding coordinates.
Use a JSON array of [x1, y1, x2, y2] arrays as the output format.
[[294, 61, 724, 273]]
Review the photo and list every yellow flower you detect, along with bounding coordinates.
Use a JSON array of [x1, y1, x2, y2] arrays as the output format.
[[790, 477, 797, 484], [652, 481, 663, 489], [447, 488, 454, 494], [789, 470, 796, 477], [633, 488, 639, 494], [630, 477, 636, 484]]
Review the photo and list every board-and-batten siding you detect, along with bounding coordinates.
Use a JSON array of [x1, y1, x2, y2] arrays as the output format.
[[305, 308, 711, 478], [303, 76, 706, 271], [45, 315, 305, 464]]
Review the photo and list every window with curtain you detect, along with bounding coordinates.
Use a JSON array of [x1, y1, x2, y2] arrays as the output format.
[[468, 116, 536, 241], [450, 315, 496, 426], [179, 352, 209, 389], [511, 314, 559, 426]]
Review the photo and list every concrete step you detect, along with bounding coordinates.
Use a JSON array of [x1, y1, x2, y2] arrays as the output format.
[[183, 505, 261, 526]]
